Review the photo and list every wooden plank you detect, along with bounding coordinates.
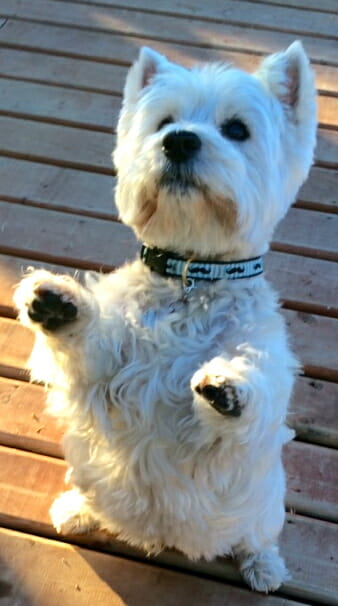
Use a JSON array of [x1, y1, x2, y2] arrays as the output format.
[[3, 0, 338, 46], [318, 93, 338, 128], [1, 371, 337, 455], [1, 45, 337, 98], [3, 310, 337, 385], [0, 159, 336, 222], [0, 528, 307, 606], [0, 446, 337, 603], [274, 208, 338, 261], [316, 129, 338, 169], [284, 441, 338, 521], [1, 202, 338, 275], [266, 252, 338, 316], [0, 157, 117, 219], [1, 310, 338, 438], [1, 249, 338, 318], [3, 306, 338, 381], [0, 202, 138, 270], [0, 115, 336, 178], [0, 76, 337, 130], [239, 0, 338, 11], [0, 379, 337, 520], [1, 17, 337, 69], [63, 0, 338, 17], [2, 296, 338, 384], [284, 309, 338, 381], [0, 319, 34, 372], [0, 77, 120, 131], [0, 117, 115, 174], [0, 377, 64, 457], [298, 166, 338, 212], [290, 376, 338, 447], [0, 47, 127, 94], [0, 446, 67, 534]]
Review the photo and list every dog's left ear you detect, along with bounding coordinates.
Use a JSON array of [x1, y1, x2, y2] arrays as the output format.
[[123, 47, 169, 106], [255, 41, 316, 122]]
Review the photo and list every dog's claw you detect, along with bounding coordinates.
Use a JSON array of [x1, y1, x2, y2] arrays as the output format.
[[195, 381, 242, 417], [28, 288, 78, 331]]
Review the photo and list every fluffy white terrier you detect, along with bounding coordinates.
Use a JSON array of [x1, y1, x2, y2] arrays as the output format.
[[14, 42, 316, 592]]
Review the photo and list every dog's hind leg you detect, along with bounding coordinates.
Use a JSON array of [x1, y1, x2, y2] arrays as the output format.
[[235, 543, 288, 593], [50, 489, 100, 536]]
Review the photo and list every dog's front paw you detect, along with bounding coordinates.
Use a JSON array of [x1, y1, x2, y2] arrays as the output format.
[[14, 270, 80, 332], [27, 287, 77, 331], [192, 365, 243, 417], [194, 378, 241, 417]]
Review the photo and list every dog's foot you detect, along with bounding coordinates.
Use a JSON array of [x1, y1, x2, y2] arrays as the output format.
[[50, 489, 99, 535], [192, 366, 243, 417], [238, 547, 288, 593], [14, 270, 84, 332]]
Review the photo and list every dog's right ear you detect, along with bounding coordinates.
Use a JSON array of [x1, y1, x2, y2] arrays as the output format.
[[123, 47, 169, 106]]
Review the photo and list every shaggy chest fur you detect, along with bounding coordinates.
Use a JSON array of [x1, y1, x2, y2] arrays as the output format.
[[58, 264, 286, 558], [92, 262, 256, 433]]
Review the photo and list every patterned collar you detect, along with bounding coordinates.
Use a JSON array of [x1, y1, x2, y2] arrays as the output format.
[[140, 245, 264, 285]]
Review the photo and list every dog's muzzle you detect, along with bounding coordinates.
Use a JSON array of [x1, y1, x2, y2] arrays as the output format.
[[160, 130, 201, 192]]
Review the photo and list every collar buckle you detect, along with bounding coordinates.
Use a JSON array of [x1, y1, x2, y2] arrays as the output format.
[[141, 245, 169, 275]]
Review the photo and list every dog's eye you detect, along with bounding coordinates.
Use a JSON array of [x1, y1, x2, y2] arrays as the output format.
[[221, 119, 250, 142], [157, 116, 174, 131]]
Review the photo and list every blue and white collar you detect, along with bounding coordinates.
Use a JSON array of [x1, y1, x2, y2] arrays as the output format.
[[140, 245, 264, 285]]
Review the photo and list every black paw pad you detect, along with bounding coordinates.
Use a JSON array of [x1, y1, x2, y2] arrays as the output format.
[[195, 382, 241, 417], [28, 288, 77, 331]]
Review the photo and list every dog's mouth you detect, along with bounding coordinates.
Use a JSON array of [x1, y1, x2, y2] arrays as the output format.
[[159, 162, 201, 194]]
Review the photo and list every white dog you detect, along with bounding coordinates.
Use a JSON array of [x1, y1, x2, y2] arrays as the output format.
[[14, 42, 316, 592]]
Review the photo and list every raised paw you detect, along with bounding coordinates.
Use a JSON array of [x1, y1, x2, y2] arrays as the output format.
[[194, 375, 242, 417], [28, 287, 77, 331], [14, 270, 82, 332]]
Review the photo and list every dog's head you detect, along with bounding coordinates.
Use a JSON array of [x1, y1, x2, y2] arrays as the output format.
[[114, 43, 316, 259]]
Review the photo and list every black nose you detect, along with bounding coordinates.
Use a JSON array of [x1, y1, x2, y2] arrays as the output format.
[[162, 131, 201, 163]]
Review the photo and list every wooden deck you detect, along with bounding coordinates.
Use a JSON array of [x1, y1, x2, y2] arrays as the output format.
[[0, 1, 337, 604]]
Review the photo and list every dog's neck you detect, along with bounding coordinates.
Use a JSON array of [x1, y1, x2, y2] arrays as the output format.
[[140, 245, 264, 288]]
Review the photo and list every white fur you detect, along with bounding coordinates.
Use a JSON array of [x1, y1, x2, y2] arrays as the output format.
[[14, 42, 316, 593]]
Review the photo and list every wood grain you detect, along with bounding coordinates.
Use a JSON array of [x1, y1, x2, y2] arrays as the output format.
[[58, 0, 338, 20], [1, 381, 337, 520], [290, 376, 338, 447], [3, 0, 338, 52], [0, 114, 335, 171], [1, 17, 338, 70], [1, 44, 337, 96], [0, 527, 306, 606], [0, 77, 120, 131], [1, 372, 337, 451], [274, 208, 338, 261], [0, 159, 337, 222], [0, 447, 337, 603], [1, 75, 337, 133], [1, 307, 338, 382], [1, 249, 338, 319], [0, 201, 138, 270]]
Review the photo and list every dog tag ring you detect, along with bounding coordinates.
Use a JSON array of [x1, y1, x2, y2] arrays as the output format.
[[182, 277, 195, 298]]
